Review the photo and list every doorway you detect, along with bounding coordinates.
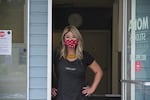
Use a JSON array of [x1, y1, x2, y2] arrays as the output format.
[[52, 0, 113, 95]]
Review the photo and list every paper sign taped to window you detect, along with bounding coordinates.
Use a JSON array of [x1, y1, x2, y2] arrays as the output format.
[[0, 30, 12, 55]]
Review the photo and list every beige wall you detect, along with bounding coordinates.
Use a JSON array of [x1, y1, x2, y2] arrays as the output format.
[[0, 3, 24, 43], [112, 0, 123, 94]]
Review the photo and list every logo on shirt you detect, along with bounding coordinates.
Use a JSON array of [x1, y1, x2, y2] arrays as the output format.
[[65, 67, 76, 71]]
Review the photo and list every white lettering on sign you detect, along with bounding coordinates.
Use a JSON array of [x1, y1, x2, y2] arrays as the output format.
[[136, 55, 146, 60], [135, 33, 146, 41], [128, 16, 149, 31]]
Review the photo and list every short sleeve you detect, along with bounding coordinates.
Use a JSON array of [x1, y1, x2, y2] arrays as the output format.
[[83, 50, 94, 65]]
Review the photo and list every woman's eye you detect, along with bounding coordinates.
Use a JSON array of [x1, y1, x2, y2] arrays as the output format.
[[65, 35, 76, 39], [65, 36, 70, 38], [72, 36, 76, 39]]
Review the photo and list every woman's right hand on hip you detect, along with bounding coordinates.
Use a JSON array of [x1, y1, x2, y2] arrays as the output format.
[[52, 88, 57, 97]]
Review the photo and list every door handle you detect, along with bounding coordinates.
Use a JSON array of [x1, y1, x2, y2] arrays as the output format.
[[121, 80, 150, 86], [121, 80, 144, 85]]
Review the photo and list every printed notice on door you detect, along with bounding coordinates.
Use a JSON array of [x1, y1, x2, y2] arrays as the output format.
[[0, 30, 12, 55]]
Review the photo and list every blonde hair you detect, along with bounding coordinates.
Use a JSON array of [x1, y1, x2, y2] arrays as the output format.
[[59, 25, 83, 59]]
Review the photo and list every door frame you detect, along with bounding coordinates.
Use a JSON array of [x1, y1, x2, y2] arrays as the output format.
[[122, 0, 136, 100], [47, 0, 52, 100]]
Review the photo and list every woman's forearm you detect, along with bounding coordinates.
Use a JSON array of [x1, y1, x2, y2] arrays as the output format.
[[91, 70, 103, 92]]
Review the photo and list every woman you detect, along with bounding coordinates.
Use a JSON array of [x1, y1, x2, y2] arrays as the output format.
[[52, 25, 103, 100]]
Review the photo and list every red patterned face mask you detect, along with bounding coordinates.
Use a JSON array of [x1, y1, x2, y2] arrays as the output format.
[[64, 39, 78, 48]]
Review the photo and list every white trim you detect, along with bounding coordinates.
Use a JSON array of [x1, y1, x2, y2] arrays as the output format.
[[47, 0, 52, 100], [27, 0, 30, 100], [122, 0, 127, 100], [130, 0, 136, 100]]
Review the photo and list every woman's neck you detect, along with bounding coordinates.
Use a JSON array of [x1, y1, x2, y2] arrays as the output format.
[[66, 48, 76, 59], [67, 48, 75, 55]]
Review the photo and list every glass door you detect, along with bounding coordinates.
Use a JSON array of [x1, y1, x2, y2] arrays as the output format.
[[0, 0, 27, 100], [122, 0, 150, 100]]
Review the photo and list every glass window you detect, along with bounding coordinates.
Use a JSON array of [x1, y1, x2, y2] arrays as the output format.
[[0, 0, 27, 100]]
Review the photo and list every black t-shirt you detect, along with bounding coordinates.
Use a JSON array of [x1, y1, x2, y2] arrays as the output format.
[[52, 50, 94, 100], [52, 50, 94, 87]]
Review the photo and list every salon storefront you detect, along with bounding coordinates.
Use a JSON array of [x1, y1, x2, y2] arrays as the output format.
[[0, 0, 150, 100]]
